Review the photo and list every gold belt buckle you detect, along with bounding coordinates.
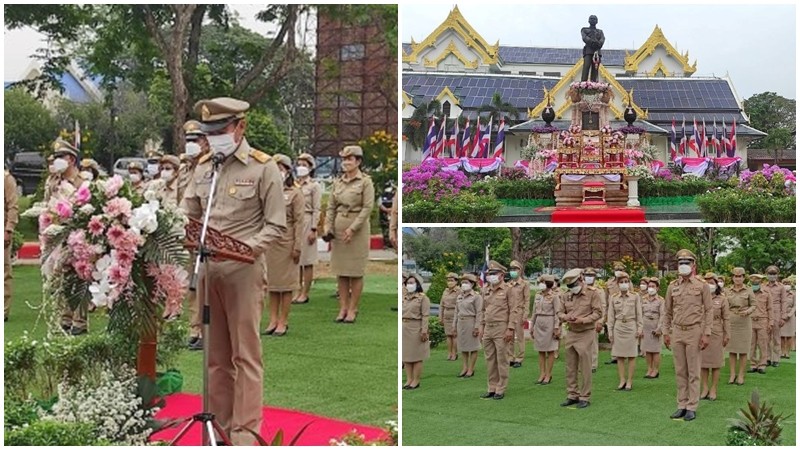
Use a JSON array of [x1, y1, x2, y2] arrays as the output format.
[[680, 325, 688, 331], [622, 318, 627, 323]]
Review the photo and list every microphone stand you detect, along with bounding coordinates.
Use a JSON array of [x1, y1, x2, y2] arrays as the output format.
[[170, 153, 231, 446]]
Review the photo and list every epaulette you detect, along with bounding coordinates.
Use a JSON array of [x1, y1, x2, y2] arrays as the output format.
[[587, 285, 597, 291], [198, 153, 213, 165], [250, 149, 270, 164]]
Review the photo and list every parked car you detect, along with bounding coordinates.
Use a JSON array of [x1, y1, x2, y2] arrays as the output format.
[[113, 157, 148, 179], [10, 152, 46, 196]]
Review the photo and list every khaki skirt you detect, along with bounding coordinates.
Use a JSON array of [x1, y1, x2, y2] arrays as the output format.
[[442, 308, 456, 336], [402, 319, 430, 363], [641, 316, 663, 353], [330, 213, 369, 277], [726, 314, 752, 354], [701, 326, 726, 368], [781, 309, 795, 337], [265, 235, 299, 292], [299, 212, 318, 267], [611, 319, 638, 358], [533, 315, 559, 352], [456, 316, 481, 352]]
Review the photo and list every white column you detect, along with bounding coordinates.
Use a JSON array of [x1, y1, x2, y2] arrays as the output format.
[[627, 176, 640, 207]]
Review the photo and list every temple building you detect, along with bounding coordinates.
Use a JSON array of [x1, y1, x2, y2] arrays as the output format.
[[401, 6, 766, 165]]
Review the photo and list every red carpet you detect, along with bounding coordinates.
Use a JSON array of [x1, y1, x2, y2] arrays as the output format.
[[550, 206, 647, 223], [150, 393, 388, 446]]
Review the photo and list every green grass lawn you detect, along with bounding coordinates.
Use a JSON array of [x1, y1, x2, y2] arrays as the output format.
[[5, 265, 398, 427], [403, 343, 795, 446]]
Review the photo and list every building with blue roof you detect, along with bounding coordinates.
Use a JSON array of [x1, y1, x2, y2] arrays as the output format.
[[5, 61, 103, 110]]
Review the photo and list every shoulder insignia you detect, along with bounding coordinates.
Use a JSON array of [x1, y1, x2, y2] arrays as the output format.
[[249, 149, 270, 164], [198, 153, 213, 165], [587, 285, 597, 291]]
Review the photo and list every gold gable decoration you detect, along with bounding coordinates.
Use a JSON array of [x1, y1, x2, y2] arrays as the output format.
[[647, 58, 672, 77], [435, 86, 460, 105], [403, 6, 499, 65], [423, 41, 479, 69], [402, 91, 414, 109], [624, 25, 697, 75]]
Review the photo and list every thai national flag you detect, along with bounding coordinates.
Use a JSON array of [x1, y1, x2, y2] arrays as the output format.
[[679, 118, 687, 156], [471, 116, 482, 158], [688, 118, 701, 157], [460, 118, 471, 158], [701, 119, 707, 157], [433, 116, 446, 158], [669, 118, 677, 161], [448, 118, 459, 158], [711, 120, 721, 157], [480, 116, 493, 158], [729, 117, 737, 156], [493, 118, 505, 159], [421, 116, 437, 160]]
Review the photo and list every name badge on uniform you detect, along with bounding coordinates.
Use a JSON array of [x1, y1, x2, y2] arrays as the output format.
[[234, 179, 255, 186]]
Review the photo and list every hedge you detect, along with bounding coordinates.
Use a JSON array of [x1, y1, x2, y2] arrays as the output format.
[[696, 190, 795, 223], [403, 191, 503, 223]]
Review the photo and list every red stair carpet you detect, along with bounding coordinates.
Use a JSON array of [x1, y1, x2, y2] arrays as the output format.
[[150, 393, 388, 446], [550, 206, 647, 223]]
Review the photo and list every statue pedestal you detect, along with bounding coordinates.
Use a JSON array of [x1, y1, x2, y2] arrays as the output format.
[[626, 176, 641, 207]]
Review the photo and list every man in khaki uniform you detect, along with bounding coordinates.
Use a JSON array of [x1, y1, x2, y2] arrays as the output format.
[[764, 265, 787, 367], [604, 261, 625, 365], [181, 97, 287, 445], [507, 260, 530, 368], [663, 249, 712, 422], [45, 140, 90, 334], [584, 267, 606, 372], [5, 170, 19, 321], [479, 260, 521, 400], [558, 268, 603, 408], [748, 274, 773, 374]]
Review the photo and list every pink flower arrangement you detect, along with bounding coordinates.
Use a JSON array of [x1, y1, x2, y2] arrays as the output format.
[[147, 264, 189, 315], [600, 125, 613, 135], [568, 124, 582, 134], [562, 136, 575, 147], [88, 215, 105, 237], [55, 201, 73, 220], [38, 213, 52, 231], [103, 197, 133, 219], [75, 184, 92, 205], [104, 175, 124, 198]]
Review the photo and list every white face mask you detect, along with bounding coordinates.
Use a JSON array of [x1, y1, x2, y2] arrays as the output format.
[[647, 287, 657, 296], [486, 274, 500, 285], [570, 285, 582, 294], [619, 283, 630, 292], [130, 173, 142, 183], [718, 282, 725, 289], [406, 282, 417, 291], [185, 142, 202, 158], [678, 264, 692, 276], [80, 171, 94, 181], [537, 283, 546, 291], [639, 285, 647, 292], [708, 283, 717, 291], [296, 166, 310, 178], [147, 163, 159, 175], [461, 283, 472, 292], [281, 170, 289, 181], [161, 169, 175, 182], [584, 276, 595, 285], [53, 158, 69, 173], [207, 133, 238, 157]]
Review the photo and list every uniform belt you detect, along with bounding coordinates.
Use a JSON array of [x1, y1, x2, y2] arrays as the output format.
[[458, 315, 476, 319], [644, 316, 658, 320], [402, 318, 421, 322], [618, 318, 631, 323], [752, 317, 767, 321], [443, 307, 456, 310], [674, 322, 700, 331], [337, 209, 362, 217], [536, 314, 554, 317], [486, 322, 506, 326]]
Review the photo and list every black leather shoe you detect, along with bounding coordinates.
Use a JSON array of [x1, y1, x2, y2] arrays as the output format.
[[70, 327, 88, 336], [457, 372, 467, 378], [513, 362, 522, 368], [758, 368, 767, 374], [188, 338, 203, 351], [654, 372, 659, 378], [464, 373, 474, 378], [509, 361, 515, 367], [605, 359, 618, 365], [261, 327, 276, 336], [749, 368, 758, 373], [409, 384, 420, 390], [767, 360, 772, 366], [187, 336, 200, 346], [772, 362, 779, 368], [683, 410, 696, 421], [560, 398, 579, 407], [576, 400, 590, 408], [492, 393, 505, 400], [61, 324, 72, 332], [402, 385, 412, 390], [670, 409, 687, 419], [480, 392, 496, 399], [592, 368, 597, 373]]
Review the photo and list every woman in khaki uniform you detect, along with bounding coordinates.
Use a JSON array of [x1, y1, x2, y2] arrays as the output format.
[[607, 272, 643, 391], [454, 273, 483, 377], [641, 277, 665, 379], [700, 273, 730, 400], [530, 274, 561, 385], [127, 162, 147, 195], [726, 267, 757, 385], [325, 145, 375, 323], [263, 155, 305, 336], [403, 273, 430, 389], [440, 273, 460, 361], [293, 153, 321, 304], [780, 278, 795, 358]]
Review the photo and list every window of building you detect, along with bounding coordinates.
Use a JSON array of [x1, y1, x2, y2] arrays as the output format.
[[442, 101, 451, 116], [340, 44, 365, 61], [543, 71, 561, 77]]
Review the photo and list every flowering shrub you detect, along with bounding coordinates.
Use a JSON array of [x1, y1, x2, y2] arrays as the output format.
[[403, 191, 502, 223], [402, 159, 471, 202], [626, 165, 654, 180], [655, 168, 674, 181], [329, 420, 397, 446], [738, 164, 796, 196], [697, 188, 795, 223]]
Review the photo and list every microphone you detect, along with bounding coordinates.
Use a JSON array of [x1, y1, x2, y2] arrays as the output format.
[[212, 152, 226, 167]]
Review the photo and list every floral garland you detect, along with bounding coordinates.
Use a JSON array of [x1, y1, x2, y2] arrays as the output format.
[[569, 81, 610, 94], [616, 125, 647, 135]]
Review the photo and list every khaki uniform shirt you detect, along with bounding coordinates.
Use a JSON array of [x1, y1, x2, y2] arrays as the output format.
[[389, 194, 398, 242], [151, 178, 181, 209], [642, 295, 666, 331], [586, 283, 606, 326], [454, 290, 483, 332], [750, 290, 774, 322], [299, 178, 322, 230], [481, 281, 522, 330], [181, 137, 287, 257], [178, 161, 199, 202], [508, 278, 531, 320], [5, 171, 19, 235], [284, 186, 305, 253], [727, 286, 757, 317], [764, 281, 788, 322], [663, 276, 713, 336], [558, 285, 603, 332], [325, 171, 375, 234], [710, 293, 731, 338], [439, 287, 459, 319], [44, 170, 83, 203], [403, 292, 430, 333], [608, 291, 643, 337]]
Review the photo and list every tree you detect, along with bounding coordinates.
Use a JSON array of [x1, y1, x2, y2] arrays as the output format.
[[657, 228, 721, 272], [716, 228, 795, 275], [245, 110, 291, 156], [403, 100, 441, 151], [456, 228, 511, 268], [743, 92, 796, 162], [404, 228, 462, 272], [477, 92, 521, 123], [4, 88, 59, 155], [510, 228, 569, 271]]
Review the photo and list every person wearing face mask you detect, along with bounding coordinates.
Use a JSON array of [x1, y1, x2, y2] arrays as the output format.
[[402, 273, 430, 390], [582, 267, 605, 373], [4, 169, 19, 322], [293, 153, 321, 305], [725, 267, 756, 385], [780, 278, 795, 359], [663, 249, 712, 422], [439, 273, 460, 361], [507, 260, 531, 369], [262, 154, 305, 338], [145, 149, 163, 181], [607, 272, 643, 391], [641, 277, 665, 379], [747, 274, 773, 375], [45, 139, 90, 335], [699, 273, 730, 402], [558, 269, 602, 409], [325, 145, 375, 324], [603, 262, 625, 366], [478, 261, 522, 401], [127, 162, 147, 194], [530, 274, 561, 385], [763, 265, 787, 368], [151, 155, 181, 209], [454, 273, 483, 378], [79, 158, 101, 182], [182, 97, 287, 445]]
